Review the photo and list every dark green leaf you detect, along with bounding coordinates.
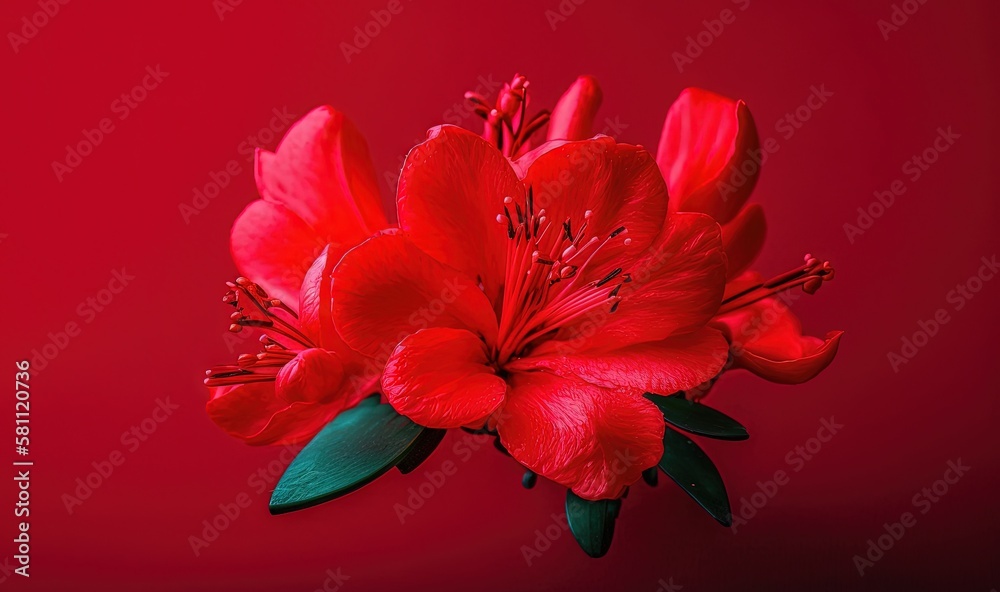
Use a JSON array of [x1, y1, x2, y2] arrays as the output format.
[[396, 428, 446, 474], [646, 393, 749, 440], [565, 490, 619, 558], [658, 426, 732, 526], [270, 397, 426, 514]]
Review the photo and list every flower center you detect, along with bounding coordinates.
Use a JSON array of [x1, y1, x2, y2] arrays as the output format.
[[204, 278, 315, 387], [493, 188, 633, 365], [717, 254, 835, 315]]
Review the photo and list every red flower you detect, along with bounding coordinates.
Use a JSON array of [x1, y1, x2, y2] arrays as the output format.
[[655, 88, 842, 386], [330, 125, 729, 500], [550, 81, 842, 387], [230, 106, 389, 308], [205, 107, 389, 445]]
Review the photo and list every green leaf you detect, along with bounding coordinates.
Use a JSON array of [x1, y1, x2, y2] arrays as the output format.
[[565, 490, 620, 558], [646, 393, 749, 440], [396, 428, 446, 474], [270, 397, 427, 514], [658, 426, 732, 526]]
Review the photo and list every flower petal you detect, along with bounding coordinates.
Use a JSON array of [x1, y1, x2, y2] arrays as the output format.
[[509, 139, 570, 178], [206, 383, 338, 446], [550, 212, 727, 352], [656, 88, 760, 224], [521, 136, 669, 283], [498, 372, 664, 500], [398, 125, 523, 303], [275, 348, 346, 405], [298, 245, 336, 348], [332, 232, 499, 361], [511, 327, 729, 395], [298, 245, 383, 406], [547, 75, 603, 141], [712, 296, 843, 384], [230, 200, 325, 307], [255, 105, 388, 243], [721, 203, 766, 278], [382, 328, 507, 428]]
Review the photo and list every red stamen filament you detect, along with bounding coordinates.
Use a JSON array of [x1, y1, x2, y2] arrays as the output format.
[[494, 190, 631, 363], [717, 254, 835, 315], [204, 279, 315, 387]]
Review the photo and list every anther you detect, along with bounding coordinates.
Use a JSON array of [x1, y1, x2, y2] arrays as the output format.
[[596, 268, 623, 287]]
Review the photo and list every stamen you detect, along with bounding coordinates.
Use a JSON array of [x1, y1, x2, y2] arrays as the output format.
[[718, 254, 835, 315], [493, 195, 636, 363], [596, 268, 622, 287], [205, 278, 317, 388]]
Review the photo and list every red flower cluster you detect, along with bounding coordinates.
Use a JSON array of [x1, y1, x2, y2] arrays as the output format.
[[204, 74, 840, 500]]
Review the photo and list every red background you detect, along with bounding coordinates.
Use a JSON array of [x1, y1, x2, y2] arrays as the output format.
[[3, 1, 999, 590]]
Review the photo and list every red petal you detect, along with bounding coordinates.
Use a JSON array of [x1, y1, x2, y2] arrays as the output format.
[[721, 204, 766, 278], [551, 212, 727, 352], [509, 139, 570, 178], [382, 328, 507, 428], [275, 348, 346, 405], [498, 372, 664, 500], [298, 245, 336, 347], [547, 75, 603, 141], [398, 125, 523, 302], [298, 245, 382, 405], [656, 88, 760, 224], [256, 106, 388, 243], [712, 296, 843, 384], [521, 136, 669, 283], [206, 383, 338, 446], [332, 232, 499, 360], [230, 200, 325, 307], [511, 327, 729, 395]]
